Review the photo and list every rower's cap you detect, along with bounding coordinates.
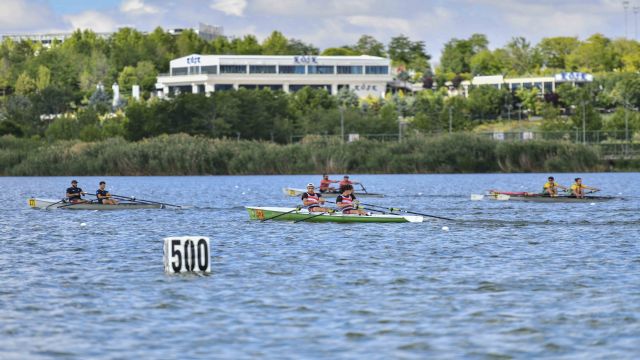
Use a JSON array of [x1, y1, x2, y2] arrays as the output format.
[[306, 183, 315, 188], [344, 175, 349, 178], [71, 180, 78, 184]]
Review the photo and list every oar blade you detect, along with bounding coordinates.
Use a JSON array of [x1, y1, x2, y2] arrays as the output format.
[[470, 194, 484, 201]]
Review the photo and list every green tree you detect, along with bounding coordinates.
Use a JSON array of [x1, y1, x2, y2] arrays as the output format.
[[537, 36, 580, 70], [354, 35, 386, 57], [232, 35, 262, 55], [440, 34, 489, 74], [566, 34, 618, 72], [469, 49, 509, 75], [388, 35, 431, 71], [262, 31, 290, 55], [15, 71, 36, 95], [321, 47, 360, 56], [467, 86, 506, 120], [36, 65, 51, 91], [287, 39, 319, 55], [505, 36, 541, 75]]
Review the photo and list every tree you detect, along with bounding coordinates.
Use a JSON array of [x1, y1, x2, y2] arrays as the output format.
[[321, 47, 360, 56], [566, 34, 618, 72], [467, 86, 506, 120], [232, 35, 262, 55], [15, 71, 36, 95], [287, 39, 319, 55], [440, 34, 489, 74], [36, 65, 51, 91], [354, 35, 386, 57], [505, 37, 541, 75], [176, 29, 208, 56], [537, 36, 580, 70], [469, 49, 509, 75], [388, 35, 431, 72], [262, 31, 290, 55]]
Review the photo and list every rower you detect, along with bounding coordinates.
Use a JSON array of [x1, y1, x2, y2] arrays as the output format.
[[301, 183, 332, 213], [542, 176, 567, 197], [96, 181, 118, 205], [66, 180, 87, 203], [339, 175, 359, 187], [570, 178, 600, 198], [319, 174, 338, 193], [336, 184, 369, 216]]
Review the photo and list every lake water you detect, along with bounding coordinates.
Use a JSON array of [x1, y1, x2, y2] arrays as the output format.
[[1, 173, 639, 359]]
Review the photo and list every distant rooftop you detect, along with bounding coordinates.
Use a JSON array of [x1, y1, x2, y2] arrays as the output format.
[[1, 23, 224, 47]]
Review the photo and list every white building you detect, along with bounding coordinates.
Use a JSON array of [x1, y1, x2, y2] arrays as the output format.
[[155, 54, 392, 98], [460, 72, 594, 97]]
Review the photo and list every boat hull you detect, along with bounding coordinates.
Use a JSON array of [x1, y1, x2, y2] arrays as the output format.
[[282, 187, 384, 198], [29, 198, 164, 210], [487, 192, 615, 203], [246, 206, 422, 223]]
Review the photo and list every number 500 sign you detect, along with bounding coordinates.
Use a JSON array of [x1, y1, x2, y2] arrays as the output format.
[[163, 237, 211, 274]]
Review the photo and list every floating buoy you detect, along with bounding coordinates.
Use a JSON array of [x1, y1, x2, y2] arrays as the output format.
[[442, 226, 449, 231], [80, 223, 87, 227]]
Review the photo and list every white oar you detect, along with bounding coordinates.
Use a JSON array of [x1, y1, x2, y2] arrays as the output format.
[[470, 194, 484, 201]]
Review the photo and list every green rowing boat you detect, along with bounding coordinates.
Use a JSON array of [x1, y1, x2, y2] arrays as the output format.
[[246, 206, 423, 223]]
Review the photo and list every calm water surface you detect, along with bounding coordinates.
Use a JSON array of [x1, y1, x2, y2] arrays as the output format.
[[1, 173, 639, 359]]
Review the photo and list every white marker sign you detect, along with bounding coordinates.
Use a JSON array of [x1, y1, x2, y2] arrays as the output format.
[[163, 236, 211, 274]]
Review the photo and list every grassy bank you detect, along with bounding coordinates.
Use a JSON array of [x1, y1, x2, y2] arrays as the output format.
[[0, 133, 606, 176]]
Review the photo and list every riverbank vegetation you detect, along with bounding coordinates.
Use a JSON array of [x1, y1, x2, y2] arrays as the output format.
[[0, 133, 601, 176]]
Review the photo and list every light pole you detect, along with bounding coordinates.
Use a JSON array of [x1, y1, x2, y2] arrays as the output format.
[[517, 103, 523, 123], [635, 6, 639, 39], [448, 107, 453, 133], [582, 101, 586, 144], [625, 100, 630, 155], [624, 1, 630, 38], [340, 106, 344, 143]]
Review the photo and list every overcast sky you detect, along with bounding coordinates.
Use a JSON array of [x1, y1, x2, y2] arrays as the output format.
[[0, 0, 635, 60]]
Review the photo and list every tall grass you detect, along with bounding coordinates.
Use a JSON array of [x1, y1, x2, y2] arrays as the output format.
[[0, 133, 605, 175]]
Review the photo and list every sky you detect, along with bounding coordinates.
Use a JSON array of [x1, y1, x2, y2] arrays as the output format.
[[0, 0, 636, 61]]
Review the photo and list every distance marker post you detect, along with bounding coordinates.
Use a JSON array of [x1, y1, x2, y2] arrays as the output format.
[[163, 236, 211, 274]]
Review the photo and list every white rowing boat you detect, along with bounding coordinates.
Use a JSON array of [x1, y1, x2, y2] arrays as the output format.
[[28, 198, 164, 210]]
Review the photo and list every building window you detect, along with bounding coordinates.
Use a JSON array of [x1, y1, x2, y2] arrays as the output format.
[[308, 65, 335, 74], [189, 66, 200, 75], [337, 66, 363, 74], [258, 85, 283, 91], [365, 66, 389, 75], [202, 66, 217, 74], [220, 65, 247, 74], [215, 84, 234, 91], [279, 65, 305, 74], [172, 67, 188, 76], [249, 65, 277, 74], [544, 82, 553, 93], [290, 84, 331, 92]]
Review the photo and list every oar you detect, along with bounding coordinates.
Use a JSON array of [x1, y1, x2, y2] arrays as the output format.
[[45, 199, 67, 210], [261, 206, 301, 222], [356, 201, 456, 221], [323, 199, 385, 214], [293, 210, 331, 223], [57, 198, 96, 209], [359, 183, 369, 194], [111, 194, 183, 208]]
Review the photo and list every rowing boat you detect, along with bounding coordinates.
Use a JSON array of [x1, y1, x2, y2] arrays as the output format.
[[246, 206, 423, 223], [28, 198, 164, 210], [282, 187, 385, 198], [483, 191, 616, 203]]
